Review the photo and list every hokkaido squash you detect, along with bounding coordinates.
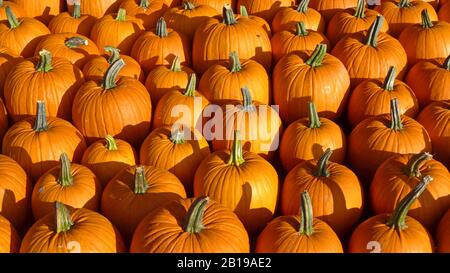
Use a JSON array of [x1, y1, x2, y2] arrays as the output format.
[[271, 0, 325, 33], [236, 0, 294, 22], [437, 209, 450, 253], [0, 214, 20, 253], [0, 0, 23, 20], [309, 0, 357, 22], [11, 0, 62, 24], [120, 0, 168, 29], [67, 0, 120, 18], [48, 1, 97, 37]]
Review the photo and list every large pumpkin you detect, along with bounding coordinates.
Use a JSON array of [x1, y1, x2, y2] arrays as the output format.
[[11, 0, 62, 24], [238, 5, 272, 38], [67, 0, 120, 18], [131, 196, 250, 253], [48, 2, 97, 37], [120, 0, 168, 29], [2, 101, 87, 181], [309, 0, 356, 22], [236, 0, 294, 22], [437, 209, 450, 253], [0, 0, 23, 20], [271, 0, 325, 33], [0, 47, 20, 98], [0, 214, 20, 253]]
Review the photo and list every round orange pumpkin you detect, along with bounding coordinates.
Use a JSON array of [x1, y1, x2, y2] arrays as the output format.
[[437, 209, 450, 253], [189, 0, 233, 13], [0, 47, 21, 98], [67, 0, 121, 18], [0, 0, 23, 20], [0, 214, 20, 253], [236, 0, 294, 22], [271, 0, 325, 33], [0, 98, 7, 142], [309, 0, 356, 22], [11, 0, 62, 24], [48, 2, 97, 37], [238, 5, 272, 38], [120, 0, 168, 29]]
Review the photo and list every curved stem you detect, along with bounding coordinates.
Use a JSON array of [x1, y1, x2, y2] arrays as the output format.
[[229, 51, 241, 72], [58, 153, 74, 187], [239, 5, 248, 16], [116, 8, 127, 21], [296, 0, 310, 13], [389, 98, 403, 131], [183, 73, 196, 96], [296, 22, 308, 36], [382, 66, 396, 91], [404, 152, 432, 178], [366, 16, 384, 47], [33, 101, 49, 132], [386, 175, 432, 229], [241, 87, 256, 111], [105, 135, 118, 151], [156, 17, 168, 37], [398, 0, 411, 8], [134, 166, 149, 194], [223, 4, 237, 25], [421, 9, 434, 29], [170, 128, 186, 144], [354, 0, 366, 18], [72, 2, 81, 19], [105, 46, 121, 64], [5, 6, 19, 29], [36, 50, 53, 72], [314, 148, 331, 177], [445, 55, 450, 71], [170, 56, 182, 72], [305, 44, 327, 68], [103, 59, 125, 90], [55, 202, 74, 233], [228, 131, 245, 166], [183, 196, 209, 233], [65, 37, 88, 49], [140, 0, 149, 8], [299, 191, 314, 236], [183, 0, 196, 10], [308, 102, 321, 128]]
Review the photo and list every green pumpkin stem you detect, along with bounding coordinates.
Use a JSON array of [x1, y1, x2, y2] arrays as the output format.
[[183, 0, 196, 10], [314, 148, 332, 177], [444, 55, 450, 70], [223, 4, 237, 25], [156, 17, 168, 37], [5, 6, 20, 29], [103, 59, 125, 90], [382, 66, 396, 91], [105, 135, 118, 151], [386, 175, 433, 229], [0, 1, 3, 7], [58, 153, 74, 187], [170, 56, 182, 72], [228, 131, 245, 166], [296, 0, 310, 13], [241, 87, 256, 111], [72, 2, 81, 19], [354, 0, 366, 18], [398, 0, 411, 8], [421, 9, 434, 29], [183, 196, 209, 233], [105, 46, 121, 64], [134, 166, 149, 194], [33, 101, 49, 132], [116, 8, 127, 21], [296, 22, 308, 36], [366, 16, 384, 47], [308, 102, 321, 128], [170, 128, 186, 144], [299, 191, 314, 236], [65, 37, 88, 49], [55, 202, 74, 233], [36, 49, 53, 72], [229, 51, 242, 72], [184, 74, 197, 96], [389, 98, 403, 131], [140, 0, 149, 8], [404, 152, 432, 178], [305, 44, 327, 67], [239, 5, 248, 16]]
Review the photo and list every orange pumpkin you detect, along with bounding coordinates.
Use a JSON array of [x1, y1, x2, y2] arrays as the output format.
[[309, 0, 356, 22], [48, 1, 97, 36], [189, 0, 233, 13], [2, 101, 87, 182], [11, 0, 62, 24], [199, 51, 270, 106], [238, 5, 272, 38], [0, 47, 21, 98], [140, 126, 210, 195], [347, 66, 419, 128], [120, 0, 168, 29], [0, 98, 8, 146], [271, 0, 325, 33], [439, 2, 450, 23], [0, 214, 20, 253], [0, 0, 24, 20], [437, 209, 450, 253], [256, 191, 343, 253], [349, 176, 434, 253], [101, 165, 187, 242], [273, 44, 350, 123], [20, 202, 125, 253], [67, 0, 121, 18], [236, 0, 294, 22], [82, 135, 137, 187]]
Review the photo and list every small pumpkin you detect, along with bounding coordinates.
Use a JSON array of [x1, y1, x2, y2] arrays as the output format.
[[67, 0, 121, 18], [0, 0, 24, 20], [48, 1, 97, 37], [236, 0, 294, 22], [439, 2, 450, 23], [11, 0, 62, 24], [309, 0, 357, 22], [271, 0, 325, 33], [0, 214, 20, 253], [437, 209, 450, 253], [0, 47, 21, 98], [120, 0, 168, 29]]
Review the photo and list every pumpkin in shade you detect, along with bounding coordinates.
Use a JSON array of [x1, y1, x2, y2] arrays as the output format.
[[437, 209, 450, 253], [21, 202, 125, 253], [140, 126, 210, 195], [120, 0, 168, 29], [0, 0, 23, 20], [131, 17, 190, 74], [131, 196, 249, 253], [238, 5, 272, 38], [189, 0, 232, 13], [236, 0, 294, 22], [3, 49, 84, 122], [11, 0, 62, 24], [48, 1, 97, 37], [0, 214, 20, 253], [271, 22, 330, 63], [199, 51, 270, 106], [309, 0, 356, 22], [348, 98, 432, 183], [440, 0, 450, 8], [349, 176, 434, 253], [83, 46, 144, 82], [81, 135, 136, 187], [0, 7, 50, 58], [374, 0, 438, 37], [153, 73, 209, 131], [256, 191, 343, 253], [399, 10, 450, 66], [347, 66, 419, 128], [34, 34, 99, 69], [273, 44, 350, 124], [192, 4, 272, 74], [0, 98, 8, 143], [102, 165, 186, 242], [67, 0, 121, 18], [2, 101, 87, 181], [0, 154, 31, 231], [194, 131, 278, 234], [31, 153, 101, 220], [271, 0, 325, 33], [439, 2, 450, 23], [0, 47, 20, 98], [417, 101, 450, 169]]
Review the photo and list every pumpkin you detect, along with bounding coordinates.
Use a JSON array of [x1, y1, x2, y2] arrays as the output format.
[[34, 33, 99, 69], [192, 4, 272, 74], [11, 0, 62, 24], [190, 0, 233, 13], [332, 16, 408, 88], [437, 209, 450, 253], [83, 46, 144, 82], [48, 1, 97, 36], [102, 165, 186, 242], [349, 176, 434, 253], [21, 202, 125, 253], [163, 0, 218, 42], [327, 0, 389, 46], [399, 10, 450, 66], [256, 191, 343, 253], [0, 7, 50, 57], [374, 0, 438, 37], [236, 0, 294, 22], [0, 0, 24, 20], [31, 152, 101, 220], [153, 73, 209, 131], [271, 0, 325, 33], [279, 102, 346, 171], [0, 214, 20, 253], [0, 154, 31, 231], [211, 87, 283, 160], [67, 0, 121, 18], [131, 17, 190, 74], [417, 101, 450, 168], [120, 0, 168, 29], [347, 66, 419, 128], [238, 5, 272, 38], [2, 101, 87, 182], [73, 59, 152, 146], [140, 126, 210, 195], [0, 97, 8, 142], [81, 135, 137, 187], [348, 98, 432, 183], [439, 2, 450, 23], [309, 0, 356, 22], [131, 196, 250, 253], [273, 44, 350, 123], [440, 0, 450, 8], [4, 49, 84, 122], [199, 51, 270, 106], [271, 22, 330, 63], [90, 8, 144, 55], [0, 47, 20, 98], [145, 55, 194, 107], [194, 131, 278, 234]]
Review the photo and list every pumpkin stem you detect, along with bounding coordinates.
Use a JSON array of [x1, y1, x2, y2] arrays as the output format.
[[308, 102, 321, 129], [305, 44, 327, 68], [366, 16, 384, 47], [228, 51, 242, 72], [296, 0, 310, 13], [105, 46, 121, 64], [55, 202, 74, 233], [444, 55, 450, 70], [386, 175, 432, 229], [156, 17, 168, 37], [354, 0, 366, 18], [183, 73, 197, 97], [223, 4, 237, 25], [140, 0, 149, 8], [33, 101, 49, 132], [228, 131, 245, 166], [398, 0, 411, 8], [36, 49, 53, 72], [296, 22, 308, 36], [57, 153, 74, 187], [116, 8, 127, 22], [134, 166, 149, 194], [5, 6, 20, 29], [241, 87, 256, 111], [183, 196, 209, 233], [105, 135, 118, 151], [239, 5, 248, 16], [0, 0, 3, 7], [314, 148, 332, 177], [404, 152, 433, 178], [389, 98, 403, 131], [183, 0, 196, 10], [103, 59, 125, 90], [170, 128, 186, 144], [382, 66, 396, 91], [72, 2, 81, 19], [65, 37, 88, 49], [298, 191, 314, 236], [170, 55, 182, 72], [421, 9, 434, 29]]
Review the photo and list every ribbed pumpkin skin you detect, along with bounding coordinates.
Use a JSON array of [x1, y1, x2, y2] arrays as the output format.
[[0, 214, 20, 253], [120, 0, 168, 29], [83, 54, 144, 82], [0, 1, 24, 20], [437, 209, 450, 253], [3, 56, 84, 122], [67, 0, 120, 18], [11, 0, 62, 24], [20, 207, 126, 253], [236, 0, 295, 22], [0, 154, 31, 231], [309, 0, 356, 22], [0, 97, 8, 143], [48, 11, 97, 37], [271, 6, 325, 33], [439, 3, 450, 23], [189, 0, 233, 13], [0, 47, 21, 98], [101, 165, 187, 242], [130, 198, 250, 253]]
